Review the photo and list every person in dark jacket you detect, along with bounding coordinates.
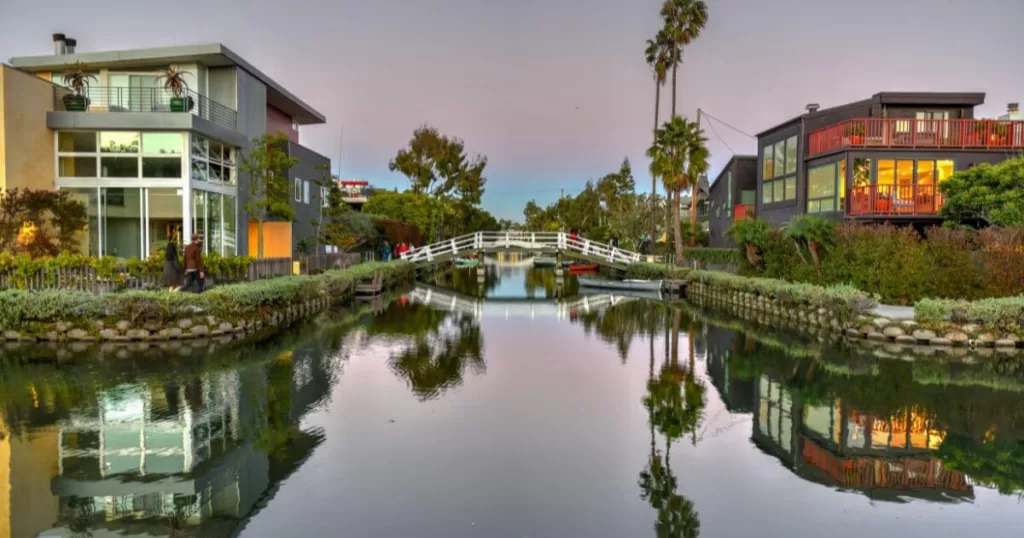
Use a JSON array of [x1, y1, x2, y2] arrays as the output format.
[[181, 234, 205, 293], [162, 242, 183, 291]]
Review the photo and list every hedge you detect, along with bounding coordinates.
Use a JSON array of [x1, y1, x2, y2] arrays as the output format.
[[681, 248, 740, 267], [0, 261, 414, 333], [0, 252, 254, 289], [686, 270, 877, 323], [915, 296, 1024, 333], [623, 262, 690, 280]]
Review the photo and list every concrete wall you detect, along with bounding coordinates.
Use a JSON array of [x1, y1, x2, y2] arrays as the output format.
[[235, 69, 268, 257], [208, 66, 237, 110], [286, 141, 331, 254], [0, 66, 56, 191]]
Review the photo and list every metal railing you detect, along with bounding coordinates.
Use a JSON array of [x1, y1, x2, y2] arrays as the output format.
[[848, 184, 944, 216], [400, 231, 643, 266], [808, 118, 1024, 157], [54, 86, 238, 130]]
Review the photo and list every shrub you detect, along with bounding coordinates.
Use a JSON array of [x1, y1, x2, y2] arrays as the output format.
[[726, 218, 772, 268], [976, 227, 1024, 298], [624, 262, 688, 280], [680, 248, 739, 267], [916, 296, 1024, 333]]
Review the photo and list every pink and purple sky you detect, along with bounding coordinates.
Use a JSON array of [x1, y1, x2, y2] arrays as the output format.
[[3, 0, 1022, 220]]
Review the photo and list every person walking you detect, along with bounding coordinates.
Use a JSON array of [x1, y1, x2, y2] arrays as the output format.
[[162, 242, 183, 292], [381, 240, 392, 262], [182, 234, 205, 293]]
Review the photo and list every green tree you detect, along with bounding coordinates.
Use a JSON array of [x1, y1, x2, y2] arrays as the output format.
[[389, 126, 488, 205], [940, 156, 1024, 227], [240, 133, 299, 258], [364, 191, 442, 241], [648, 116, 707, 262], [781, 215, 837, 272], [660, 0, 709, 118], [726, 218, 772, 269]]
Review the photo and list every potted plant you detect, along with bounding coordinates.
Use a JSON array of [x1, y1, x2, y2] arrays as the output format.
[[156, 66, 194, 112], [843, 123, 865, 145], [60, 61, 97, 111]]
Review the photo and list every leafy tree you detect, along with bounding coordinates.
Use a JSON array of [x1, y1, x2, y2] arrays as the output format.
[[940, 156, 1024, 227], [645, 31, 673, 246], [649, 116, 708, 262], [240, 133, 299, 258], [0, 189, 87, 256], [781, 215, 837, 272], [364, 191, 443, 241], [389, 126, 488, 205]]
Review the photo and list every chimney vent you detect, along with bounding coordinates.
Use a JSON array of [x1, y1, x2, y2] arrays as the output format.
[[806, 103, 820, 114], [64, 38, 77, 54], [1010, 103, 1020, 114], [52, 33, 66, 55]]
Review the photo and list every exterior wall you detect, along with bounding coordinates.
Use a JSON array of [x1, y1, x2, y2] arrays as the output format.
[[286, 142, 331, 254], [234, 69, 269, 257], [0, 66, 56, 191], [708, 157, 758, 247], [267, 105, 298, 144], [207, 66, 238, 110], [247, 221, 293, 258]]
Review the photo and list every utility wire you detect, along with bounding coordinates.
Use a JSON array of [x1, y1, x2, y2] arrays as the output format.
[[704, 118, 736, 156], [701, 111, 758, 140]]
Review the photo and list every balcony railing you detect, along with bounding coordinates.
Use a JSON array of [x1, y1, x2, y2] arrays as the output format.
[[808, 118, 1024, 157], [734, 203, 755, 221], [54, 86, 238, 130], [848, 184, 944, 217]]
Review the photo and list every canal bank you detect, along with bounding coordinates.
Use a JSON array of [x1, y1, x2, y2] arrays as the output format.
[[0, 261, 416, 343]]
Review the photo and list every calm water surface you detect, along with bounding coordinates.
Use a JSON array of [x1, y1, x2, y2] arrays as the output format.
[[3, 266, 1024, 537]]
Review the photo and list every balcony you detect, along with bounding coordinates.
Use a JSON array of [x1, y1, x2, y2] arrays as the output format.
[[808, 118, 1024, 157], [54, 86, 237, 130], [848, 184, 944, 217]]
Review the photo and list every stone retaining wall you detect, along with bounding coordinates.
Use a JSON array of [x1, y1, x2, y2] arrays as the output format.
[[685, 280, 1023, 355]]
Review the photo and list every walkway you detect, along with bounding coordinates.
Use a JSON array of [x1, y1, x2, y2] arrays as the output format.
[[401, 232, 641, 269]]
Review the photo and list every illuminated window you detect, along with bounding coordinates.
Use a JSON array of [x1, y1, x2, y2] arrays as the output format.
[[877, 160, 895, 185], [937, 160, 955, 182]]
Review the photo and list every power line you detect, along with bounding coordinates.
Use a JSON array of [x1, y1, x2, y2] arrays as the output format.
[[701, 111, 757, 140], [704, 117, 736, 156]]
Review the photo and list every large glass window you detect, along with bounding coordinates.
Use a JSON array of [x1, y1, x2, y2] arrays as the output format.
[[58, 132, 97, 153], [897, 160, 914, 186], [807, 162, 838, 214], [101, 157, 139, 178], [785, 136, 798, 174], [192, 190, 208, 246], [142, 133, 182, 155], [223, 195, 237, 256], [208, 192, 223, 256], [57, 131, 186, 181], [762, 145, 774, 179], [142, 158, 182, 178], [102, 188, 143, 259], [937, 160, 955, 183], [100, 132, 140, 153], [147, 188, 184, 255], [190, 134, 236, 185], [191, 189, 234, 255], [917, 160, 936, 185], [877, 160, 895, 186], [762, 135, 798, 204], [773, 141, 785, 178], [59, 157, 98, 178], [63, 188, 100, 256]]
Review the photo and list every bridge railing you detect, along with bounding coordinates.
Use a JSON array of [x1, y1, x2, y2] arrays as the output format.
[[400, 232, 641, 265]]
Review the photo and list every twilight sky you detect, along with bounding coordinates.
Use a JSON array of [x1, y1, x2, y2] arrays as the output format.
[[3, 0, 1022, 220]]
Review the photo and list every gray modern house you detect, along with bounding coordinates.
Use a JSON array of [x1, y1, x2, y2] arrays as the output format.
[[8, 35, 330, 258], [752, 93, 1024, 227], [706, 155, 756, 247]]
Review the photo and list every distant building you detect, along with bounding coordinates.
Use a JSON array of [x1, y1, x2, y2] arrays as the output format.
[[337, 178, 371, 210]]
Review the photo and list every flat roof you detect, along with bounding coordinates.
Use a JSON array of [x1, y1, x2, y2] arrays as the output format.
[[755, 92, 987, 138], [9, 43, 325, 125]]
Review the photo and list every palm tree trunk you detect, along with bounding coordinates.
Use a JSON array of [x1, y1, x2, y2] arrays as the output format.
[[671, 307, 680, 367], [671, 64, 678, 118], [673, 187, 684, 263], [651, 82, 661, 254], [665, 190, 673, 260]]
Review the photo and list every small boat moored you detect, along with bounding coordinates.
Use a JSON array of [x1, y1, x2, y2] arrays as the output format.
[[577, 277, 663, 292], [568, 263, 599, 274]]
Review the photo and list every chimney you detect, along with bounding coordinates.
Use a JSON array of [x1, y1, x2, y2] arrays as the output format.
[[64, 38, 77, 54], [1010, 103, 1020, 114], [52, 33, 66, 55], [806, 103, 820, 114]]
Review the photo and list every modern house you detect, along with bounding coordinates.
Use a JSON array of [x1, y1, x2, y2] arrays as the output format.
[[705, 155, 756, 247], [750, 92, 1024, 227], [6, 35, 331, 258], [338, 178, 371, 210]]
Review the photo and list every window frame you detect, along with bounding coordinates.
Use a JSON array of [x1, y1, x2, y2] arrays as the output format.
[[761, 134, 799, 205], [294, 178, 302, 202]]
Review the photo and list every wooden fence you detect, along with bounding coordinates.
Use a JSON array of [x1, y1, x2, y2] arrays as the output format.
[[0, 252, 365, 293]]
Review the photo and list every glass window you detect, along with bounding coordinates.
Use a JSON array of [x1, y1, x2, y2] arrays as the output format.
[[785, 136, 797, 174], [192, 190, 207, 246], [785, 178, 796, 201], [142, 133, 182, 155], [59, 156, 98, 178], [838, 159, 847, 210], [223, 195, 237, 256], [102, 188, 142, 259], [295, 178, 302, 202], [897, 160, 914, 186], [191, 135, 209, 159], [209, 142, 224, 163], [63, 188, 100, 256], [191, 160, 208, 182], [209, 163, 224, 183], [773, 180, 784, 203], [808, 164, 837, 200], [762, 145, 774, 179], [147, 188, 184, 256], [58, 132, 97, 153], [303, 180, 311, 204], [208, 192, 223, 255], [773, 141, 785, 179], [917, 160, 936, 185], [762, 184, 772, 204], [853, 158, 872, 187], [877, 160, 895, 186], [101, 157, 139, 178], [937, 160, 955, 183], [142, 157, 182, 178], [100, 132, 140, 153]]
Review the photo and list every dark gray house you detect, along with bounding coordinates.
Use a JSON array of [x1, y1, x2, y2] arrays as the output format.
[[754, 92, 1023, 227], [706, 155, 757, 247]]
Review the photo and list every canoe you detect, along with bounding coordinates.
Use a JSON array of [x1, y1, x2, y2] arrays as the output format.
[[533, 257, 558, 268], [577, 277, 663, 292], [568, 264, 599, 274]]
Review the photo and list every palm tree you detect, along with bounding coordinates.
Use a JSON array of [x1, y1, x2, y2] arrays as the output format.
[[648, 116, 708, 262], [660, 0, 709, 119], [645, 31, 673, 250]]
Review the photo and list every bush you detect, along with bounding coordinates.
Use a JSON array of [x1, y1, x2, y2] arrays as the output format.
[[623, 262, 688, 280], [681, 248, 739, 267], [915, 296, 1024, 333]]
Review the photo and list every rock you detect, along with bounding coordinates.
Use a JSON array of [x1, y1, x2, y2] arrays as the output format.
[[167, 327, 183, 339], [961, 324, 982, 335], [177, 318, 193, 330], [872, 318, 891, 330], [143, 321, 163, 333], [190, 324, 210, 337], [156, 328, 171, 339], [866, 332, 888, 342], [882, 326, 905, 338], [2, 330, 20, 341], [1004, 334, 1022, 344], [845, 328, 861, 338], [912, 329, 937, 342], [55, 321, 71, 333], [211, 330, 225, 337], [113, 335, 130, 342], [92, 320, 104, 330], [978, 333, 998, 346], [930, 338, 953, 347], [115, 320, 131, 333], [899, 320, 919, 330], [946, 332, 970, 345], [68, 328, 90, 340], [894, 335, 918, 345], [125, 329, 150, 340], [858, 324, 875, 335], [43, 331, 59, 341], [99, 328, 119, 340], [995, 339, 1018, 348], [218, 322, 233, 333]]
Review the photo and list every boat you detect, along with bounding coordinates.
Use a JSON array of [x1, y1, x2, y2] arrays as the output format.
[[568, 263, 599, 274], [454, 258, 479, 268], [533, 257, 558, 268], [577, 277, 663, 292]]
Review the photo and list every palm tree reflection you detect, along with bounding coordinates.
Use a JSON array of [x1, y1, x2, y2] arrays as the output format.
[[388, 313, 486, 401]]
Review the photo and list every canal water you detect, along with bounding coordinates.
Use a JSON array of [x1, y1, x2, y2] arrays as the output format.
[[3, 266, 1024, 537]]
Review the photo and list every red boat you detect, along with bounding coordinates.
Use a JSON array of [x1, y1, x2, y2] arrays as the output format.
[[568, 264, 599, 274]]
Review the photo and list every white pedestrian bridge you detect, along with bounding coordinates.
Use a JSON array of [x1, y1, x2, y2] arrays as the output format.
[[400, 231, 642, 269]]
